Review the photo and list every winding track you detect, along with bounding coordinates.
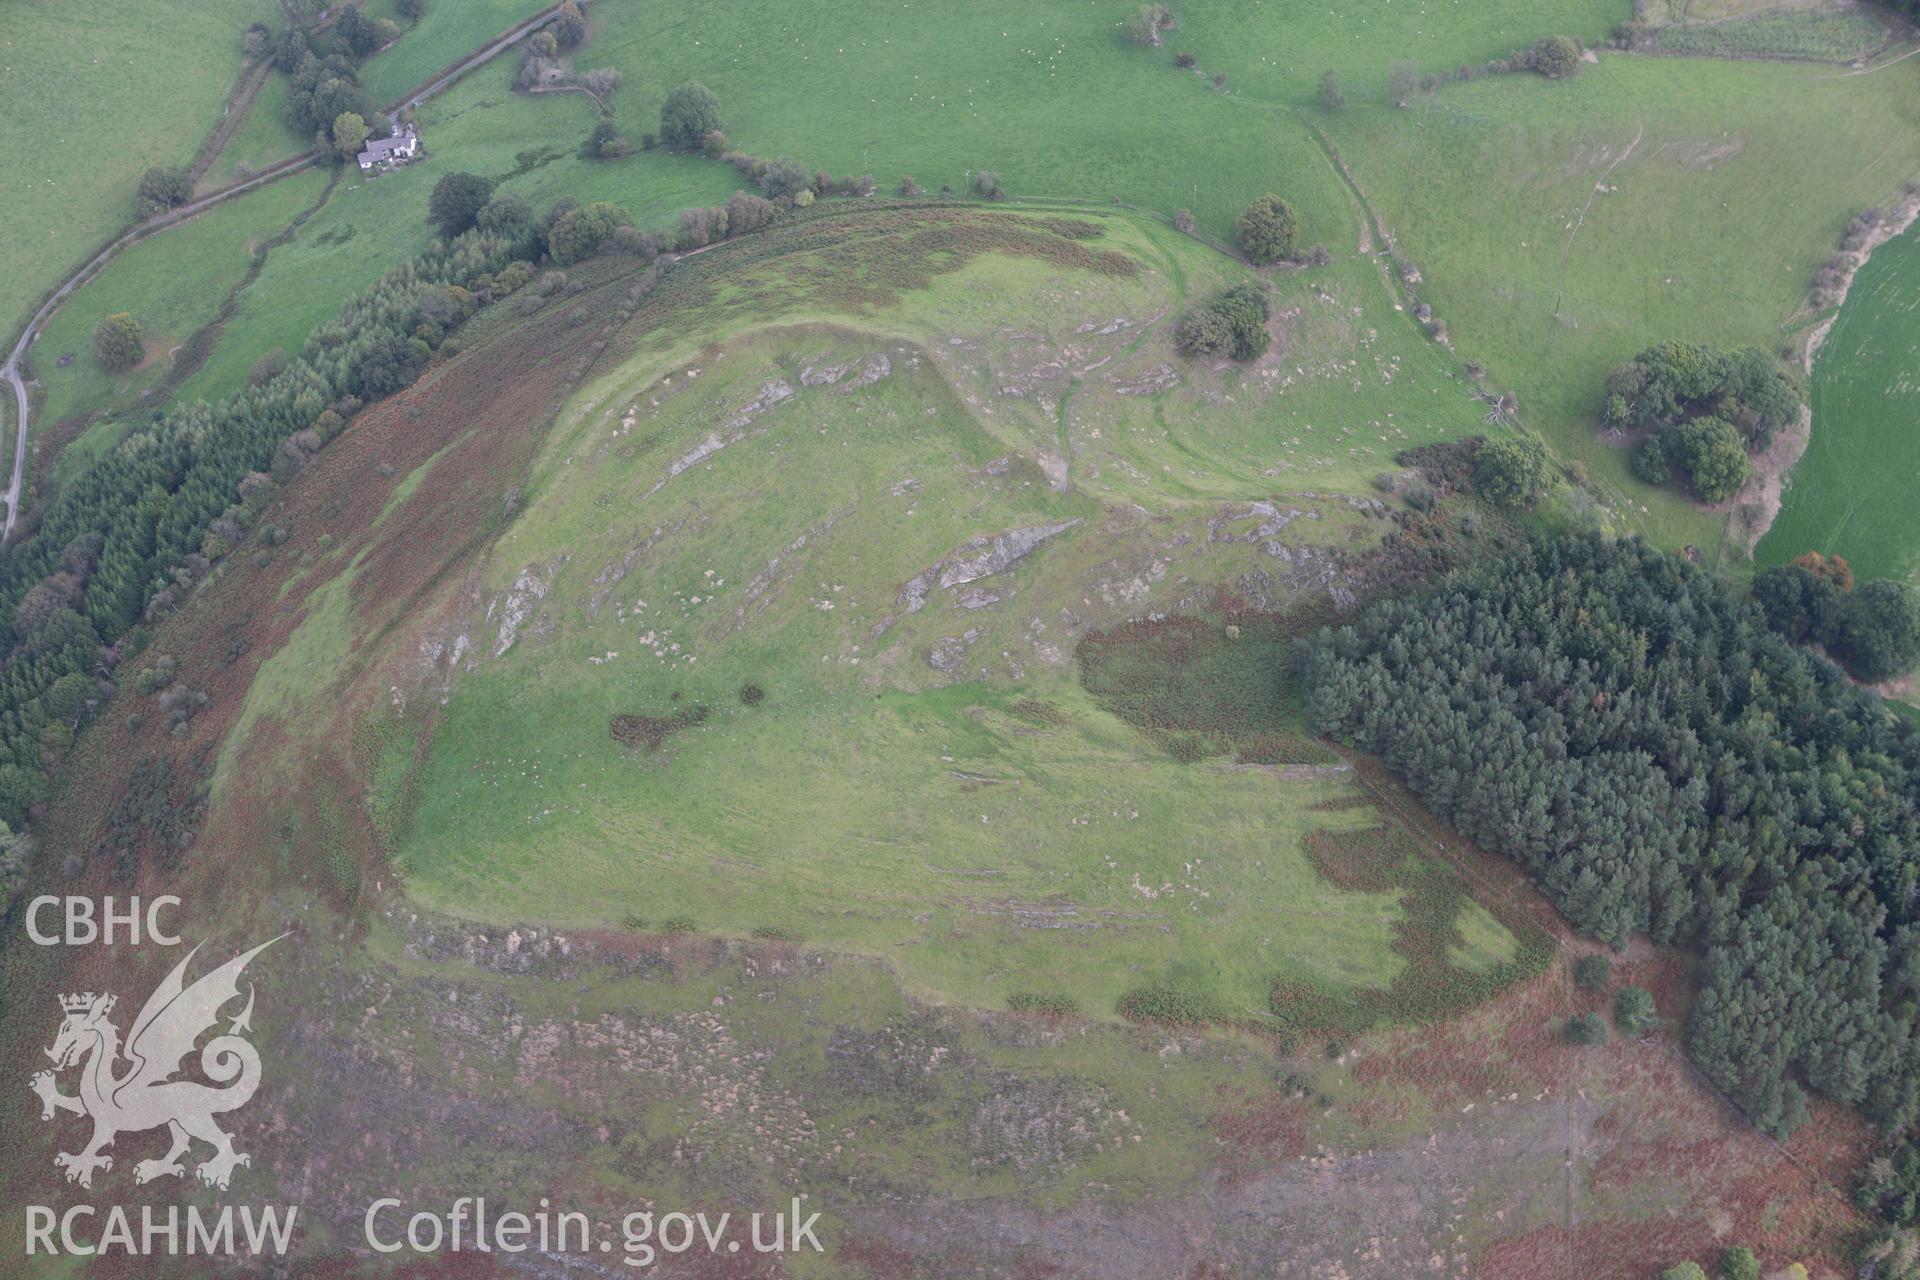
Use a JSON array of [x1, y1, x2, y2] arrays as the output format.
[[0, 0, 572, 540]]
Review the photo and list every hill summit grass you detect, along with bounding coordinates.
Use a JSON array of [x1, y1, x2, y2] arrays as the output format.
[[175, 205, 1528, 1025]]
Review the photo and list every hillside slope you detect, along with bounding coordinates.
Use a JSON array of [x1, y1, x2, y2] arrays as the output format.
[[0, 205, 1870, 1278]]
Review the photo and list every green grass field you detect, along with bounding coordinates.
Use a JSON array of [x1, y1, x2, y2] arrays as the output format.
[[172, 76, 740, 408], [199, 72, 309, 188], [531, 0, 1380, 244], [1324, 52, 1920, 550], [5, 6, 1911, 1270], [62, 0, 1595, 461], [205, 208, 1520, 1023], [1646, 4, 1889, 61], [1174, 0, 1623, 98], [354, 0, 555, 106], [28, 168, 328, 448], [1758, 219, 1920, 583], [0, 0, 278, 344], [43, 0, 1918, 569], [197, 0, 553, 185]]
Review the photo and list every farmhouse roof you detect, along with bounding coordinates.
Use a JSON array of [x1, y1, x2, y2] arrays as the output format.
[[357, 123, 420, 167]]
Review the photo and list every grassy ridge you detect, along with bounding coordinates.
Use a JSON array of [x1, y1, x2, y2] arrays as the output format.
[[187, 209, 1520, 1021]]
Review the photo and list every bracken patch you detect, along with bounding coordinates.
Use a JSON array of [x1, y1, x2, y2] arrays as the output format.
[[611, 705, 710, 751]]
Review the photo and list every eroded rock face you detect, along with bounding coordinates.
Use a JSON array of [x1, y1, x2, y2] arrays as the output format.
[[799, 359, 853, 387], [1112, 364, 1180, 396], [899, 520, 1082, 615], [799, 354, 891, 388], [645, 379, 797, 498], [849, 354, 893, 387], [734, 378, 796, 420], [928, 629, 981, 672], [492, 563, 553, 656]]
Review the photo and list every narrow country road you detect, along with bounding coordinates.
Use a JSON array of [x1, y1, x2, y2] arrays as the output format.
[[0, 0, 572, 541]]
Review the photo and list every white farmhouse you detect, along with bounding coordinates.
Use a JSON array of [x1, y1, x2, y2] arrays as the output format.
[[356, 122, 421, 172]]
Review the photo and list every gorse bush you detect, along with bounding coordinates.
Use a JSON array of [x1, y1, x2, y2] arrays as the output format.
[[1573, 953, 1612, 989], [1529, 35, 1581, 78], [135, 167, 193, 219], [1566, 1013, 1607, 1045], [1304, 533, 1920, 1138], [1116, 983, 1227, 1025]]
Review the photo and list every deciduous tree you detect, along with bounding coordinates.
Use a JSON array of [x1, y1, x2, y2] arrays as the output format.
[[1471, 437, 1548, 507], [546, 201, 633, 265], [135, 167, 193, 218], [427, 172, 495, 239], [660, 82, 722, 150], [91, 313, 144, 371], [332, 111, 368, 159], [1235, 193, 1299, 264]]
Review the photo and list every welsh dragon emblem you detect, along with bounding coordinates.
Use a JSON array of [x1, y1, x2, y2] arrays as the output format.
[[30, 937, 280, 1190]]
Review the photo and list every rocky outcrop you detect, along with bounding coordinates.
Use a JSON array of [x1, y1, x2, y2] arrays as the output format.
[[798, 354, 891, 389], [491, 563, 554, 656], [1112, 364, 1179, 396], [644, 379, 795, 499], [899, 520, 1081, 615]]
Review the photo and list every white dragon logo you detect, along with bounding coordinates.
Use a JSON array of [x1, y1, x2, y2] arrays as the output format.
[[29, 937, 280, 1190]]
